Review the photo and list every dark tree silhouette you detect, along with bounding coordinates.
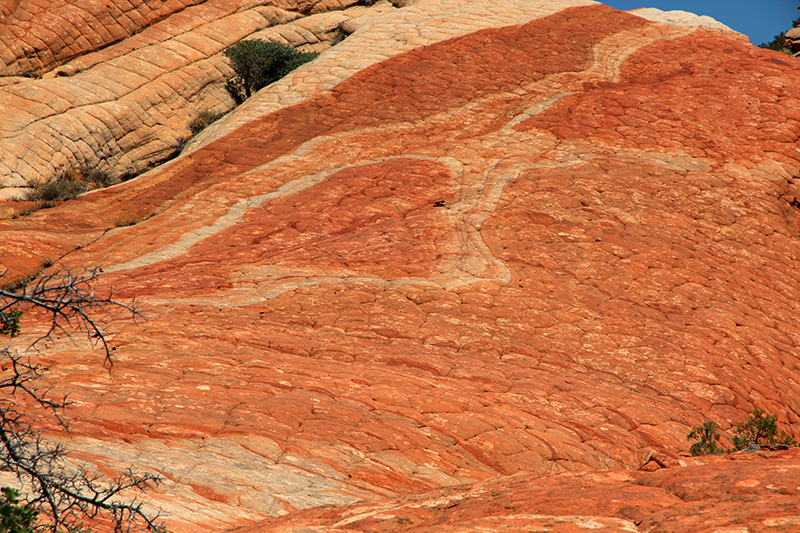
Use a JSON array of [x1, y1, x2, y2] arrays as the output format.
[[0, 267, 163, 533], [223, 39, 318, 102]]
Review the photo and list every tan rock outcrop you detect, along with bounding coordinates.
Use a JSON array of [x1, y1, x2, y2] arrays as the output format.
[[1, 1, 800, 532], [0, 0, 372, 188], [1, 0, 205, 77], [783, 26, 800, 55], [0, 0, 360, 77]]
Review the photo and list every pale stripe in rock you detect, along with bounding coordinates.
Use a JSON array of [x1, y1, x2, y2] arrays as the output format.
[[188, 0, 600, 150], [108, 17, 716, 307]]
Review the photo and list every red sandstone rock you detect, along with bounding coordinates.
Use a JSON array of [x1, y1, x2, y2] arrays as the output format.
[[1, 1, 800, 532], [229, 449, 800, 533]]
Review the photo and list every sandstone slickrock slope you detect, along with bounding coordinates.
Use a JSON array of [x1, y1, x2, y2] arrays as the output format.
[[2, 0, 800, 532], [0, 0, 387, 192], [231, 448, 800, 533]]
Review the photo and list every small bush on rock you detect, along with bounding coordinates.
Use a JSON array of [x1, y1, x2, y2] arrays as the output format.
[[188, 110, 221, 135], [25, 170, 87, 203], [688, 409, 797, 456], [731, 408, 797, 451], [80, 165, 114, 188], [687, 421, 723, 456], [760, 31, 790, 53], [0, 308, 23, 337], [223, 40, 318, 101], [23, 166, 117, 207]]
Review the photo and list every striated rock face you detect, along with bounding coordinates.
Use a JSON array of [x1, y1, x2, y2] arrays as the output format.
[[2, 0, 800, 532], [0, 0, 210, 77], [0, 0, 381, 190], [0, 0, 363, 77], [232, 448, 800, 533]]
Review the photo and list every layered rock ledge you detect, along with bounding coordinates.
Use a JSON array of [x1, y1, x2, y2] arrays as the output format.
[[0, 0, 388, 191]]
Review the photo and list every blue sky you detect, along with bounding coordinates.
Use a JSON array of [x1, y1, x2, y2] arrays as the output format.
[[602, 0, 798, 45]]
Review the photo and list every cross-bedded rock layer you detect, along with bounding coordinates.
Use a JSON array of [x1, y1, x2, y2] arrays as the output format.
[[231, 448, 800, 533], [0, 0, 358, 77], [0, 0, 383, 190], [2, 1, 800, 532]]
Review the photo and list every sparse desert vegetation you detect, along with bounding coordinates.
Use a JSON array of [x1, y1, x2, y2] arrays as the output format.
[[24, 166, 116, 203], [223, 40, 319, 103], [688, 409, 798, 455], [188, 110, 222, 135]]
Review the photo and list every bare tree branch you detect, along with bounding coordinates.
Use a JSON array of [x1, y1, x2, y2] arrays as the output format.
[[1, 267, 142, 365], [0, 267, 162, 532]]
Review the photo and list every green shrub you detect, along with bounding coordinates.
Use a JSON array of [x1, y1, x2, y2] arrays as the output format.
[[758, 16, 800, 53], [223, 40, 318, 101], [25, 171, 87, 203], [188, 110, 221, 135], [759, 32, 790, 54], [0, 487, 37, 533], [731, 408, 797, 451], [23, 165, 118, 206], [688, 409, 798, 456], [0, 308, 23, 337], [687, 420, 723, 456]]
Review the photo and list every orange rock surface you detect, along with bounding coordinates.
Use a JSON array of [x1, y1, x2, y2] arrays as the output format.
[[233, 448, 800, 533], [2, 1, 800, 532]]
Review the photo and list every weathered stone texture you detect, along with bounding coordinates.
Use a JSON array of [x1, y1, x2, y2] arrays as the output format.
[[232, 448, 800, 533], [0, 0, 340, 77], [0, 0, 367, 188], [1, 1, 799, 532]]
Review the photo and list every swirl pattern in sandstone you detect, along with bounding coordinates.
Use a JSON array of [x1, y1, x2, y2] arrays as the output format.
[[2, 1, 800, 532]]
